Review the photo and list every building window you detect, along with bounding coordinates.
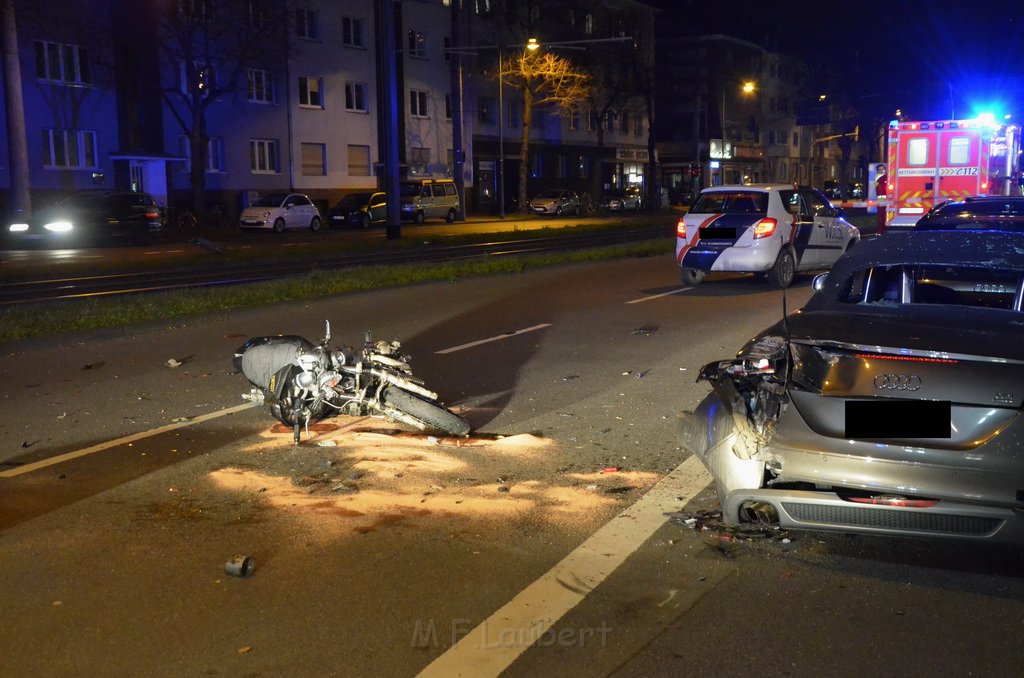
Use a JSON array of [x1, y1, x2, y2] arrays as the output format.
[[445, 94, 452, 120], [345, 82, 367, 112], [410, 89, 428, 117], [179, 0, 214, 21], [296, 8, 319, 39], [250, 138, 279, 173], [583, 13, 594, 35], [411, 146, 430, 175], [42, 128, 97, 169], [507, 100, 520, 127], [792, 130, 799, 146], [587, 108, 597, 132], [299, 76, 323, 108], [35, 41, 91, 85], [567, 106, 580, 131], [180, 135, 223, 172], [342, 16, 365, 47], [407, 30, 426, 59], [478, 96, 494, 125], [531, 153, 543, 177], [247, 0, 269, 27], [532, 107, 545, 129], [620, 111, 629, 134], [605, 112, 615, 132], [347, 144, 370, 176], [578, 154, 590, 178], [475, 0, 491, 14], [634, 116, 643, 137], [301, 143, 326, 176], [556, 154, 567, 178], [247, 69, 274, 103], [179, 61, 215, 97]]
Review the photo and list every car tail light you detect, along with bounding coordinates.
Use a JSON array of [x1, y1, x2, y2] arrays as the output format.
[[676, 218, 687, 239], [752, 217, 777, 239], [846, 495, 938, 508], [145, 210, 160, 220]]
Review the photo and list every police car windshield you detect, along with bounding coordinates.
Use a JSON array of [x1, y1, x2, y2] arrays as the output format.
[[692, 191, 768, 215]]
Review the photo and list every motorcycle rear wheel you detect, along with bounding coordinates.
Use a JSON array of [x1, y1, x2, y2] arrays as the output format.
[[384, 388, 471, 437]]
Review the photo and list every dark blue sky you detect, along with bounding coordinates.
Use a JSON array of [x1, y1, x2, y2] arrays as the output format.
[[650, 0, 1024, 121]]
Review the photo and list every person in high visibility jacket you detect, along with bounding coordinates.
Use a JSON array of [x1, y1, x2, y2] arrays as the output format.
[[875, 166, 888, 235]]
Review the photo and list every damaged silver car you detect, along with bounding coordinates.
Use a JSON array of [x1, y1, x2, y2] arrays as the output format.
[[679, 230, 1024, 541]]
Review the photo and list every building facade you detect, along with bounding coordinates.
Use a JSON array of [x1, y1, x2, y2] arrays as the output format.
[[0, 0, 657, 223]]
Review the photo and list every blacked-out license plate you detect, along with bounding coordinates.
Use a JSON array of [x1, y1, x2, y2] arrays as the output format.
[[845, 400, 952, 439], [700, 227, 734, 240]]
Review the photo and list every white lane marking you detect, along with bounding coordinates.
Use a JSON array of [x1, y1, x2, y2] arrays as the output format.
[[626, 287, 692, 304], [417, 455, 712, 678], [0, 403, 255, 478], [435, 323, 552, 355], [145, 249, 186, 255]]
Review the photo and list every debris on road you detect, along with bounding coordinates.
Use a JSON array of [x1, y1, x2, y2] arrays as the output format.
[[632, 324, 659, 335], [225, 555, 254, 578]]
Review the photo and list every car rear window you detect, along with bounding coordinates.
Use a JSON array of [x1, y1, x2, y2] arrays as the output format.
[[691, 191, 768, 215], [837, 265, 1023, 310]]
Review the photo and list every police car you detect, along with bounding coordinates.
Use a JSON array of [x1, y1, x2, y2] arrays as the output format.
[[675, 184, 860, 288]]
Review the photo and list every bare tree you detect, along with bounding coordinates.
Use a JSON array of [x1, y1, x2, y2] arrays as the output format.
[[499, 49, 590, 211], [156, 0, 285, 217]]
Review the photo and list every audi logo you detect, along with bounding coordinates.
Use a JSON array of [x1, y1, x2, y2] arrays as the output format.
[[873, 374, 922, 391]]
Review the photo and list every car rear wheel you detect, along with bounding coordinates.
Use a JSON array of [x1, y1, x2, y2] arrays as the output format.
[[273, 218, 286, 233], [414, 211, 426, 224], [446, 208, 456, 223], [680, 267, 705, 287], [361, 214, 372, 229], [767, 249, 796, 288], [309, 216, 321, 232]]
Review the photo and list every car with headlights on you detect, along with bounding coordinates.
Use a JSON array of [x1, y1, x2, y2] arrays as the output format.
[[527, 189, 581, 217], [239, 192, 322, 232], [675, 184, 859, 288], [328, 191, 387, 229], [7, 190, 164, 246], [678, 230, 1024, 542]]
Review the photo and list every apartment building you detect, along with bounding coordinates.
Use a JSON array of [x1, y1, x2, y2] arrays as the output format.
[[0, 0, 655, 222]]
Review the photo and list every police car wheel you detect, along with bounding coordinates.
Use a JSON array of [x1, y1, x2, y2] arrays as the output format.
[[768, 249, 795, 288], [680, 268, 705, 287], [415, 211, 426, 224]]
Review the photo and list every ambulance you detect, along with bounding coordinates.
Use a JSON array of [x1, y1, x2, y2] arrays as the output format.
[[884, 116, 1022, 230]]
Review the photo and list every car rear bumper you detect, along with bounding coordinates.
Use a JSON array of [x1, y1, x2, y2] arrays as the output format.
[[722, 487, 1024, 542]]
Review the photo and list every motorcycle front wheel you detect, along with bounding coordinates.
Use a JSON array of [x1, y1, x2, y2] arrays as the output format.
[[384, 387, 471, 437]]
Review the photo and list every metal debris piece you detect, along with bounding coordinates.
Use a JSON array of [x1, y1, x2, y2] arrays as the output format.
[[225, 555, 254, 577], [189, 236, 227, 255], [632, 324, 659, 336]]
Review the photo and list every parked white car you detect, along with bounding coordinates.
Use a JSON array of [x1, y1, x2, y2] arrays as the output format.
[[240, 193, 322, 232], [675, 184, 859, 287]]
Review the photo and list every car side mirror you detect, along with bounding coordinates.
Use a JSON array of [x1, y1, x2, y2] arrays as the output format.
[[787, 203, 800, 215], [812, 273, 828, 292]]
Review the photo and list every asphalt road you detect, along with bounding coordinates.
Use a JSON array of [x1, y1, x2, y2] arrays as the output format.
[[1, 254, 1022, 677]]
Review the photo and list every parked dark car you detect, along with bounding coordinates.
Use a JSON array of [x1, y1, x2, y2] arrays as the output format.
[[7, 190, 164, 246], [328, 191, 387, 229], [679, 230, 1024, 542], [914, 196, 1024, 232]]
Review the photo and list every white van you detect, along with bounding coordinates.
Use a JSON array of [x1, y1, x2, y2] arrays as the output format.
[[399, 179, 460, 223]]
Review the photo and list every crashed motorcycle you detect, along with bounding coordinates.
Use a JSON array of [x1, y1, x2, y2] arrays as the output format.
[[234, 321, 471, 443]]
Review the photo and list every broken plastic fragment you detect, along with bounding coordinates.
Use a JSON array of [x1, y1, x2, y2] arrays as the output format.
[[166, 358, 183, 368]]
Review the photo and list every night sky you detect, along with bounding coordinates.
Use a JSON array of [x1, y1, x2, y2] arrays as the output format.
[[650, 0, 1024, 122]]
